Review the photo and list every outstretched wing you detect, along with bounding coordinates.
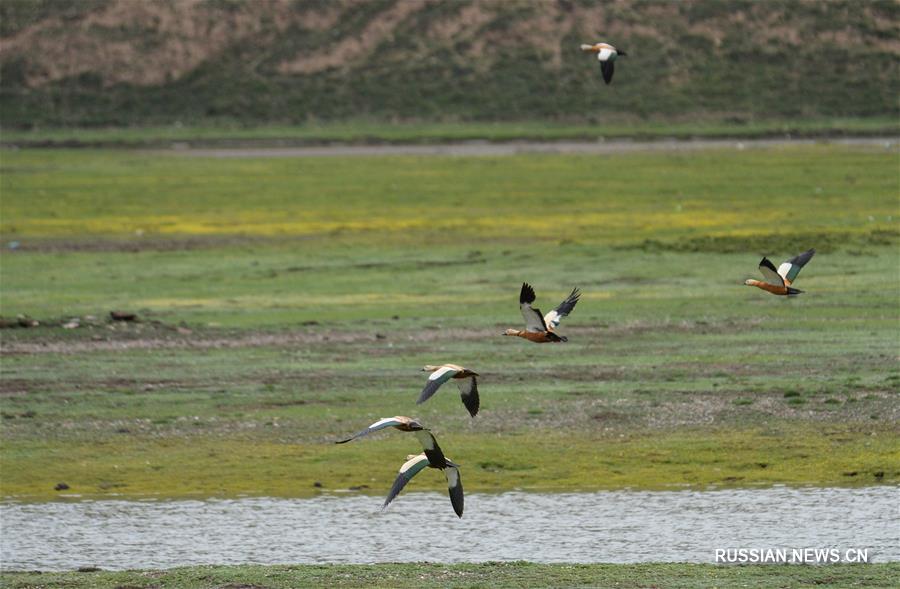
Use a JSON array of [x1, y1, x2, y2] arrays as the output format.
[[456, 377, 479, 418], [414, 430, 448, 468], [336, 416, 405, 444], [777, 249, 815, 286], [543, 288, 581, 331], [383, 454, 430, 511], [519, 282, 548, 333], [444, 464, 464, 518], [417, 366, 459, 405], [757, 258, 785, 286], [600, 60, 615, 84]]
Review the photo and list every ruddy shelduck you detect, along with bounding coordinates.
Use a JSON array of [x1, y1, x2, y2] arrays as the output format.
[[418, 364, 480, 417], [503, 282, 581, 343], [580, 42, 627, 84], [384, 450, 464, 518], [744, 249, 816, 295], [336, 415, 425, 444]]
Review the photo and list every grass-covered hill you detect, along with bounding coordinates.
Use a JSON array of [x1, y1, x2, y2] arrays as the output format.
[[0, 0, 898, 129]]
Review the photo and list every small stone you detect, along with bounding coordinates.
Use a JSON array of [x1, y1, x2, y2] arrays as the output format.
[[54, 482, 70, 491], [313, 481, 323, 488]]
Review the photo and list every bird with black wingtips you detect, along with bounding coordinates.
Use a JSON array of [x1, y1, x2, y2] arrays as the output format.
[[503, 282, 581, 343], [383, 451, 464, 518], [417, 364, 480, 417], [744, 249, 816, 295], [580, 42, 627, 84]]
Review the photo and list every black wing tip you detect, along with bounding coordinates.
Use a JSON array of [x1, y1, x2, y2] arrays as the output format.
[[792, 248, 816, 267], [519, 282, 536, 304], [600, 61, 614, 84], [448, 479, 464, 518], [759, 257, 777, 271]]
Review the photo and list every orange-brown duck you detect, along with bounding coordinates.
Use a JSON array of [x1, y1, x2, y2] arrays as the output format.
[[417, 364, 479, 417], [744, 249, 815, 296], [503, 282, 581, 343], [383, 436, 464, 518]]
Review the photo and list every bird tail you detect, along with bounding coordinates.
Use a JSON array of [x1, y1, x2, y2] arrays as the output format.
[[786, 287, 804, 295]]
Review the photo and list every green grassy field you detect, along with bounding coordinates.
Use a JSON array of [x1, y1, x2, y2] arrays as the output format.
[[3, 562, 900, 589], [1, 143, 897, 503], [2, 117, 898, 147]]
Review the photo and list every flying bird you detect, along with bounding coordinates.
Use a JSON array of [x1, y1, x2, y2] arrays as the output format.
[[383, 452, 464, 518], [503, 282, 581, 343], [335, 416, 425, 444], [744, 249, 816, 295], [580, 42, 627, 84], [417, 364, 480, 417]]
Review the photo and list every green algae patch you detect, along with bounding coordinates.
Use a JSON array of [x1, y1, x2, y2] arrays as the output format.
[[3, 426, 896, 501], [3, 562, 900, 589]]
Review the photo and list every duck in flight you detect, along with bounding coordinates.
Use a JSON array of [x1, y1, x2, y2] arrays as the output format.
[[417, 364, 480, 417], [580, 42, 626, 84], [744, 249, 816, 295], [503, 282, 581, 343], [336, 416, 426, 444], [384, 452, 464, 518]]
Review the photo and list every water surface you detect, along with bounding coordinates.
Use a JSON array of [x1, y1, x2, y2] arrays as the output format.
[[2, 486, 897, 571]]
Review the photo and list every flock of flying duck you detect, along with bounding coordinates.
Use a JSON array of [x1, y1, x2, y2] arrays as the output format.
[[331, 33, 814, 519], [335, 249, 815, 517]]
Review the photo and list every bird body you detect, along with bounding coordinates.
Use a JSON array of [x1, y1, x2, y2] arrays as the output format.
[[418, 364, 480, 417], [335, 415, 424, 444], [580, 42, 626, 84], [745, 249, 815, 296], [503, 282, 581, 343]]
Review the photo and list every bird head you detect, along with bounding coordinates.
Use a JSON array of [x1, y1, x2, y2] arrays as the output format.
[[421, 365, 438, 372], [501, 329, 520, 336], [743, 279, 755, 286], [580, 43, 600, 53]]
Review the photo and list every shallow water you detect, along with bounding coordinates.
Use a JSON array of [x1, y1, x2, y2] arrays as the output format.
[[2, 486, 897, 571]]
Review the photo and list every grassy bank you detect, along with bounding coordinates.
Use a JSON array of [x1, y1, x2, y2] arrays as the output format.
[[3, 563, 899, 589], [2, 118, 898, 148], [1, 144, 897, 502]]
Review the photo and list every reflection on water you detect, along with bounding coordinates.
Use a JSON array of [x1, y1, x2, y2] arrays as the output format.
[[2, 486, 898, 571]]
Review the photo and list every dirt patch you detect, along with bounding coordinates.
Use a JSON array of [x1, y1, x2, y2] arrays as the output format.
[[148, 137, 899, 159], [619, 229, 899, 255], [0, 318, 769, 356], [278, 1, 425, 75], [5, 234, 280, 253]]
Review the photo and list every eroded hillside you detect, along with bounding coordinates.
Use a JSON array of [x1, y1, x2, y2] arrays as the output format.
[[1, 0, 897, 127]]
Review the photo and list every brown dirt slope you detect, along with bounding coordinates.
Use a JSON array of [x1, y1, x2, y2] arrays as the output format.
[[0, 0, 897, 125]]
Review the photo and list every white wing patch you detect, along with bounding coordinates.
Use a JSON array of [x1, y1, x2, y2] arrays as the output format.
[[368, 417, 400, 430], [543, 309, 563, 330], [414, 430, 437, 451], [399, 454, 429, 475], [520, 304, 547, 333], [428, 365, 458, 383], [445, 466, 459, 488]]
